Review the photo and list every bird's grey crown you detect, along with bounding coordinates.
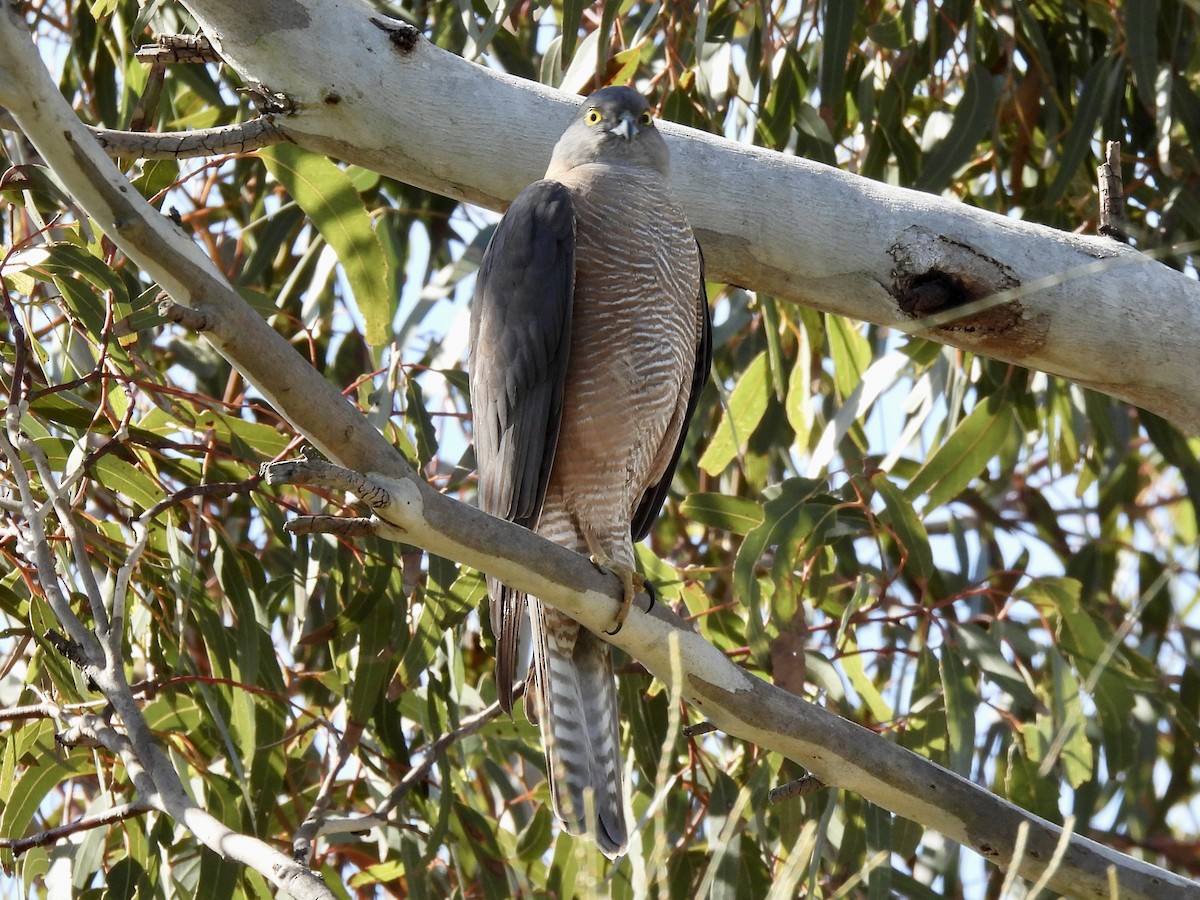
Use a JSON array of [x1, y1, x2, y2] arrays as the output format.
[[547, 86, 671, 177]]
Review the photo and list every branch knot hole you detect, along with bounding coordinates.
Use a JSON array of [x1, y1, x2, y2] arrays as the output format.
[[887, 226, 1045, 353], [895, 270, 971, 316]]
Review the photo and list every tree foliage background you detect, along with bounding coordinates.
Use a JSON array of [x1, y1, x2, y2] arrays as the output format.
[[1, 0, 1199, 897]]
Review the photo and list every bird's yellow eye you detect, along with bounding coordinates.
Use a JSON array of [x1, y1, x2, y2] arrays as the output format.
[[640, 111, 653, 126], [585, 108, 603, 126]]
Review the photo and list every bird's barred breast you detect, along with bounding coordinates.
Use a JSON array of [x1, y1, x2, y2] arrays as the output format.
[[547, 166, 702, 534]]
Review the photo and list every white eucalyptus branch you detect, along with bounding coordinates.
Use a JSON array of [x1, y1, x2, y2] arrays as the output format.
[[171, 0, 1200, 434], [0, 426, 103, 664], [64, 710, 334, 900]]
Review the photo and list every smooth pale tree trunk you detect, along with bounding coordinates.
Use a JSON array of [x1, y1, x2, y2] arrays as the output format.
[[184, 0, 1200, 434]]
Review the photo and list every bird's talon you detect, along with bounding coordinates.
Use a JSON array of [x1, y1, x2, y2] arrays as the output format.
[[592, 555, 644, 635]]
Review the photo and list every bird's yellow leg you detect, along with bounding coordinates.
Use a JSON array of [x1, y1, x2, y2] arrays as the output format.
[[590, 552, 645, 636]]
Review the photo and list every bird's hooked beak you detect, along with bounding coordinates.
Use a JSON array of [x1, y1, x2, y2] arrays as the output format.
[[610, 111, 638, 141]]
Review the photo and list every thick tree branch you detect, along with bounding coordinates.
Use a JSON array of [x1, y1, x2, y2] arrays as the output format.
[[264, 462, 1193, 900], [0, 6, 1194, 899], [173, 0, 1200, 434]]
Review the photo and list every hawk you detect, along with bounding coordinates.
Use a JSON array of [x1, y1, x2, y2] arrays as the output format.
[[468, 86, 711, 857]]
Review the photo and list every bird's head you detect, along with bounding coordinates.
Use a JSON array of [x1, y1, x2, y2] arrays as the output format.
[[548, 86, 671, 176]]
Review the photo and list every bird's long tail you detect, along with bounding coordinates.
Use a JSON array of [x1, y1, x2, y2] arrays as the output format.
[[530, 599, 628, 858]]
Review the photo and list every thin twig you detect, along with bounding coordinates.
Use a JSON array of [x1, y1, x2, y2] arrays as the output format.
[[0, 799, 154, 855], [22, 434, 111, 643], [1, 279, 28, 412], [1097, 140, 1127, 243], [0, 428, 103, 663], [285, 515, 380, 538], [280, 700, 511, 851], [373, 699, 511, 821], [0, 701, 58, 722], [293, 721, 365, 863], [134, 33, 220, 65], [0, 697, 109, 724], [768, 774, 826, 803], [89, 116, 287, 160]]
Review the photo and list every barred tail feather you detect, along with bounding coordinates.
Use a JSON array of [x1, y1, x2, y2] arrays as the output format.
[[531, 600, 628, 858]]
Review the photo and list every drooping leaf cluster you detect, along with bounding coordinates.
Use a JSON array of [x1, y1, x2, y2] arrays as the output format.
[[1, 1, 1198, 897]]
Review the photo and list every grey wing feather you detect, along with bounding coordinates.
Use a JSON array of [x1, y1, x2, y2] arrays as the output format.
[[468, 180, 575, 712], [631, 246, 712, 541]]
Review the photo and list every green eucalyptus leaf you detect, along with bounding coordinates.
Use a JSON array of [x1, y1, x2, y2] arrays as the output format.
[[262, 144, 393, 345]]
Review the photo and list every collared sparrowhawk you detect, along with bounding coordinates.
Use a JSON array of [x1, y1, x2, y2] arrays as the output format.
[[468, 86, 711, 857]]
